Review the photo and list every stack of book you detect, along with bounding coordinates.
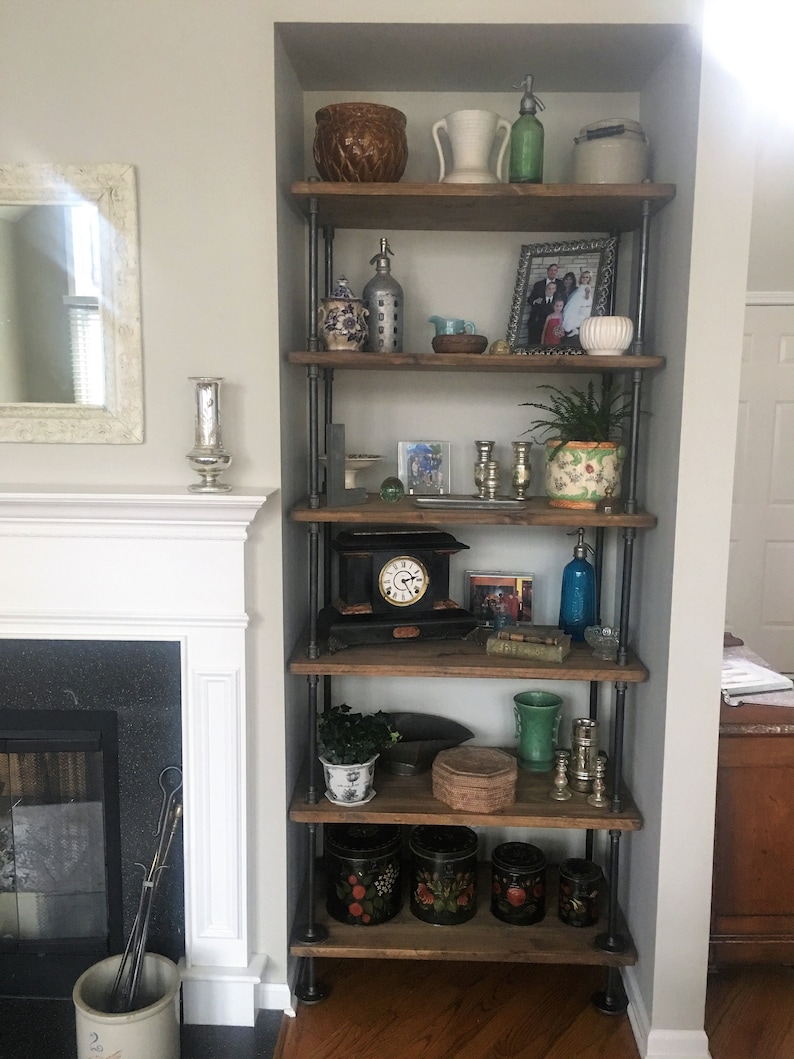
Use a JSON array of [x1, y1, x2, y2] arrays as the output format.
[[485, 625, 572, 663]]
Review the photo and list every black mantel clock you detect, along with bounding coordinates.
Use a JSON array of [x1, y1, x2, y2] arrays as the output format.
[[318, 526, 478, 651]]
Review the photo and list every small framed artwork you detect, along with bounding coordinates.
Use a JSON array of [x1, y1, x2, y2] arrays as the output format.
[[398, 441, 451, 495], [465, 571, 534, 626], [506, 237, 618, 354]]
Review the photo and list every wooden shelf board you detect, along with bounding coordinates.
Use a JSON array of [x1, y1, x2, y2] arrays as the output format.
[[289, 181, 676, 233], [291, 864, 636, 966], [287, 350, 665, 373], [289, 494, 657, 529], [288, 635, 648, 682], [290, 754, 642, 831]]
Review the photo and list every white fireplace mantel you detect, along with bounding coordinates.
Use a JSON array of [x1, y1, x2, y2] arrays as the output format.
[[0, 486, 275, 1026]]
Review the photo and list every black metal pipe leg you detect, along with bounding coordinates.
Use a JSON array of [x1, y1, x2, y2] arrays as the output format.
[[596, 829, 627, 953], [293, 821, 328, 945], [592, 965, 629, 1015], [295, 955, 328, 1005]]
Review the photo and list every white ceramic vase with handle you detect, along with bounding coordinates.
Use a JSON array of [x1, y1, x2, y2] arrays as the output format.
[[432, 109, 511, 184]]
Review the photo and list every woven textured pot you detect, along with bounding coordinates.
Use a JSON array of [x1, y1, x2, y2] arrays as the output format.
[[432, 746, 517, 811], [313, 103, 408, 183]]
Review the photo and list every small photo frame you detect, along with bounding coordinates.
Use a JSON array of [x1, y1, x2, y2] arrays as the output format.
[[466, 571, 534, 626], [398, 441, 451, 495], [506, 237, 618, 354]]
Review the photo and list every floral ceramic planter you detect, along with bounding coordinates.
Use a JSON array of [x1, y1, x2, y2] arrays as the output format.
[[544, 439, 626, 509], [320, 754, 378, 804]]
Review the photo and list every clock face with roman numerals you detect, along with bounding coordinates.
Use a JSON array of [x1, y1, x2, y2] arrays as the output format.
[[377, 555, 429, 607]]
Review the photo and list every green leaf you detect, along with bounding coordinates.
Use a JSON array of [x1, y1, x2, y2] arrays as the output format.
[[520, 382, 633, 444]]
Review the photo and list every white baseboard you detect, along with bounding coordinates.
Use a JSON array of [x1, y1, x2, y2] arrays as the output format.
[[622, 967, 712, 1059], [745, 290, 794, 305], [644, 1030, 712, 1058], [180, 954, 267, 1027], [259, 979, 295, 1015]]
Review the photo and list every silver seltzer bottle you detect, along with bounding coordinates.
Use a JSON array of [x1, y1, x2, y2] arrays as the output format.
[[363, 236, 404, 353]]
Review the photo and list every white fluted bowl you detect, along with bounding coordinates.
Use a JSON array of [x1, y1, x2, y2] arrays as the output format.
[[579, 315, 634, 356]]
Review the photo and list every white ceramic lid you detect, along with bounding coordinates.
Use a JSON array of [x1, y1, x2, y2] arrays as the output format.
[[575, 118, 646, 141]]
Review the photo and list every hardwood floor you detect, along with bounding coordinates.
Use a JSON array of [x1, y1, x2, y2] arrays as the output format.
[[705, 964, 794, 1059], [274, 960, 794, 1059], [275, 960, 640, 1059]]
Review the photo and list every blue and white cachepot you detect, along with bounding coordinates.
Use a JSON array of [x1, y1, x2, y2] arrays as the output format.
[[318, 277, 369, 351], [320, 755, 378, 804]]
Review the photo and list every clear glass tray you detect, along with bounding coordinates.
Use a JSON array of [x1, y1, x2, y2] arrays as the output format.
[[412, 495, 526, 510]]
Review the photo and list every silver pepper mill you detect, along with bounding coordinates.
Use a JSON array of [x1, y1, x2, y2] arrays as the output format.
[[567, 718, 600, 794], [474, 440, 495, 497]]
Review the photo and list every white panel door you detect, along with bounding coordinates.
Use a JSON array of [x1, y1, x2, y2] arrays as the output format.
[[726, 303, 794, 673]]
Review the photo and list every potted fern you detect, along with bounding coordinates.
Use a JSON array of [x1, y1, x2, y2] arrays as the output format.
[[522, 381, 631, 509], [317, 703, 401, 804]]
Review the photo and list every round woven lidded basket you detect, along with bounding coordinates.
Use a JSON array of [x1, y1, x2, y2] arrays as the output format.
[[313, 103, 408, 183], [432, 746, 517, 812]]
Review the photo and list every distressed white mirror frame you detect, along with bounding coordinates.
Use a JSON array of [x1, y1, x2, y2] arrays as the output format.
[[0, 163, 143, 443]]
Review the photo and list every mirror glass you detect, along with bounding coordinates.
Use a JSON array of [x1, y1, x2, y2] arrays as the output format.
[[0, 163, 143, 442]]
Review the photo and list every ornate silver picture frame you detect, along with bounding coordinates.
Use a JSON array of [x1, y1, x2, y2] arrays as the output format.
[[507, 237, 618, 355]]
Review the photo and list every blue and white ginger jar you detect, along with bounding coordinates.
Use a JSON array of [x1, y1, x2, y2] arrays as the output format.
[[318, 276, 369, 351]]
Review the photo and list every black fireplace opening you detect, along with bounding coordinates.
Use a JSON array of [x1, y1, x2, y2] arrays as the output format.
[[0, 640, 183, 999], [0, 710, 123, 997]]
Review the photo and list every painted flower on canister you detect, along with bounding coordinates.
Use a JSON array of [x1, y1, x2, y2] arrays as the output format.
[[331, 859, 401, 926]]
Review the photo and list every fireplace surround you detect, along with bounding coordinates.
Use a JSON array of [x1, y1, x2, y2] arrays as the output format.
[[0, 488, 273, 1026]]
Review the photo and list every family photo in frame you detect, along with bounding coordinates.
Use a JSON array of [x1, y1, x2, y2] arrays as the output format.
[[507, 237, 618, 354], [465, 572, 534, 626], [398, 441, 451, 495]]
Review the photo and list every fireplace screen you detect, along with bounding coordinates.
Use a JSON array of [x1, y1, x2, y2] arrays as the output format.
[[0, 713, 121, 958]]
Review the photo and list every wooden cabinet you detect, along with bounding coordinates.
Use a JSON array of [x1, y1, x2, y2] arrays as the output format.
[[287, 181, 673, 1008], [710, 701, 794, 966]]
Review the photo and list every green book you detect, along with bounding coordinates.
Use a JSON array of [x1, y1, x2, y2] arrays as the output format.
[[485, 633, 571, 663]]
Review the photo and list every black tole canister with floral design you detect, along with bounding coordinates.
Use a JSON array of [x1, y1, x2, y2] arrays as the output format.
[[409, 824, 478, 925], [325, 822, 402, 926], [557, 857, 602, 927], [490, 841, 547, 925]]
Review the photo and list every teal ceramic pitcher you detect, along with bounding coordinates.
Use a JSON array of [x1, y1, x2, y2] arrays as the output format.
[[513, 691, 562, 772]]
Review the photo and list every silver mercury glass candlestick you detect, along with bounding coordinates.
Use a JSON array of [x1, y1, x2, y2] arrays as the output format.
[[474, 440, 494, 497], [483, 459, 501, 500], [186, 377, 233, 493], [549, 749, 572, 801], [511, 440, 532, 499], [587, 752, 609, 808]]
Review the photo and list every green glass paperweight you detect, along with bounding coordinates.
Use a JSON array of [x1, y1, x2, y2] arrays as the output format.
[[379, 476, 405, 503]]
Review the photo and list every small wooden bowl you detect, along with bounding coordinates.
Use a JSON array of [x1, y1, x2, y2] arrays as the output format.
[[431, 334, 488, 354]]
